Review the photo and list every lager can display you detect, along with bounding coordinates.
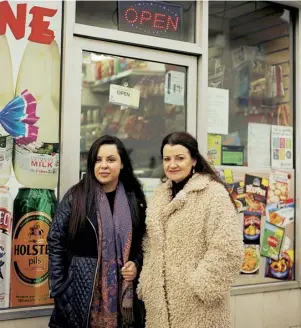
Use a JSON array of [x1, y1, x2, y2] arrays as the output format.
[[10, 188, 56, 307], [0, 186, 13, 308]]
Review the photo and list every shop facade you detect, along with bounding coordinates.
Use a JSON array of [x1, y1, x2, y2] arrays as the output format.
[[0, 0, 301, 327]]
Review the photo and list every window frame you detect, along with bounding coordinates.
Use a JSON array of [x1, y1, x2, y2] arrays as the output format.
[[59, 37, 198, 197]]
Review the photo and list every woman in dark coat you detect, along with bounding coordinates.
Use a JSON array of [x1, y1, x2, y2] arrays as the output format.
[[48, 135, 146, 328]]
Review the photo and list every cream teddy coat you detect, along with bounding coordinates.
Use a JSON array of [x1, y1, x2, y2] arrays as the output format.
[[137, 173, 243, 328]]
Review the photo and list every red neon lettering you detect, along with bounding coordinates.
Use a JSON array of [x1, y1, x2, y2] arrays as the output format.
[[0, 1, 26, 39], [125, 7, 138, 24], [153, 13, 166, 30], [140, 10, 152, 25], [166, 16, 179, 31], [29, 6, 57, 44]]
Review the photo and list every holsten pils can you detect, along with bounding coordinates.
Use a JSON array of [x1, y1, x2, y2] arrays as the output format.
[[10, 188, 56, 307], [0, 186, 13, 308]]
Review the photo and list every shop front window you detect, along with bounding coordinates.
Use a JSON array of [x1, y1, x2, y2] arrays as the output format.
[[80, 52, 187, 179], [208, 1, 295, 285], [76, 1, 196, 43]]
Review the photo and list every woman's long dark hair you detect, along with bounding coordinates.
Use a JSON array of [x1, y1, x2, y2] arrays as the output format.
[[68, 135, 145, 241], [160, 132, 236, 207]]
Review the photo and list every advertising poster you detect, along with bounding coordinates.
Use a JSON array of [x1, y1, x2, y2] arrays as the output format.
[[266, 201, 294, 228], [243, 211, 261, 245], [265, 200, 295, 281], [244, 174, 268, 214], [265, 250, 294, 281], [241, 244, 260, 275], [0, 0, 62, 308], [227, 181, 246, 213], [261, 222, 284, 260], [267, 170, 291, 204], [207, 134, 221, 166], [228, 170, 295, 282], [271, 125, 293, 169]]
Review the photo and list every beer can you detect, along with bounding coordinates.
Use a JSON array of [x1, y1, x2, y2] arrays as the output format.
[[10, 188, 56, 307], [0, 186, 13, 308]]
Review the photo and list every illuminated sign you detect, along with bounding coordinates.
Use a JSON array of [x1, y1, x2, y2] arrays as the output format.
[[118, 1, 183, 41]]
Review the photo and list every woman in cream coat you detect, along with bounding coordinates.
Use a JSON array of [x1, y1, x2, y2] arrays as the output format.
[[138, 132, 243, 328]]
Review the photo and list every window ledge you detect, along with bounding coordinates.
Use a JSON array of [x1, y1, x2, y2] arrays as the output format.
[[231, 281, 300, 296], [1, 282, 300, 320], [0, 305, 53, 321]]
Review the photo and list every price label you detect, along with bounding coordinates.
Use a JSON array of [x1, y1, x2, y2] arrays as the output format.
[[164, 71, 185, 106]]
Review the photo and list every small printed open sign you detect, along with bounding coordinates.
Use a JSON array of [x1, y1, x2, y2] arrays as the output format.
[[118, 1, 183, 41]]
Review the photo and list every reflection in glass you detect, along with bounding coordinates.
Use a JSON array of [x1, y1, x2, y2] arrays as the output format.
[[80, 52, 186, 178], [208, 1, 293, 167]]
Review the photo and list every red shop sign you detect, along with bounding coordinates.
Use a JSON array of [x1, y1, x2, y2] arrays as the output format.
[[118, 1, 183, 41]]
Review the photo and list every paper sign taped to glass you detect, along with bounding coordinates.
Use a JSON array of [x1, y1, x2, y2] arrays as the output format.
[[164, 71, 185, 106], [109, 84, 140, 109]]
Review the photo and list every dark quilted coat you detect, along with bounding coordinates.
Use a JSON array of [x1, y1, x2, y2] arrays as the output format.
[[47, 189, 146, 328]]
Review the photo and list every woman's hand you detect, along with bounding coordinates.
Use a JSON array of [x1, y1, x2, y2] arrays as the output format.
[[121, 261, 137, 281]]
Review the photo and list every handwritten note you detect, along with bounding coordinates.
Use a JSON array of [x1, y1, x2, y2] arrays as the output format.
[[208, 87, 229, 135]]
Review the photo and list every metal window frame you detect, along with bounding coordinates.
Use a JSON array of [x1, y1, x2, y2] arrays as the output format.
[[59, 36, 198, 197]]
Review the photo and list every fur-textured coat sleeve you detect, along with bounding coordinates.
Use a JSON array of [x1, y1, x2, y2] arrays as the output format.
[[186, 183, 244, 305]]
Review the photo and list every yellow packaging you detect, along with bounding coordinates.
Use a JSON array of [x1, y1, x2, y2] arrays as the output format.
[[207, 134, 222, 166]]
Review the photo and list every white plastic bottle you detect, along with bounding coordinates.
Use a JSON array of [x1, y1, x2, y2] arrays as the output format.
[[0, 36, 14, 186], [14, 41, 60, 189], [0, 186, 13, 308]]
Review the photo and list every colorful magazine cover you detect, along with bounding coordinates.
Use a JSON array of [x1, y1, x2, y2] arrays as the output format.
[[261, 222, 285, 260], [267, 170, 291, 204], [244, 174, 269, 214], [243, 211, 261, 245], [266, 200, 294, 227], [227, 181, 246, 212], [265, 250, 294, 280], [207, 134, 222, 166], [241, 244, 260, 275]]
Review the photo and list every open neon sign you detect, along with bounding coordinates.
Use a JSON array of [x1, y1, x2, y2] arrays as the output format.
[[118, 1, 183, 41]]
